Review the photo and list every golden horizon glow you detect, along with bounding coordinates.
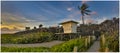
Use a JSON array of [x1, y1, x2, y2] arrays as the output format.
[[1, 24, 25, 30]]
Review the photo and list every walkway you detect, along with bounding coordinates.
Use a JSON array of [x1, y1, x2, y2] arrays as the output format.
[[87, 40, 100, 52], [1, 40, 64, 48], [87, 36, 101, 52]]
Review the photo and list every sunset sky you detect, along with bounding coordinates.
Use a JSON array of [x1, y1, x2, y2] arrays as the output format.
[[1, 1, 119, 33]]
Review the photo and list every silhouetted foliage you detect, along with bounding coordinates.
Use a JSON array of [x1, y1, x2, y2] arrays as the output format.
[[78, 3, 91, 25]]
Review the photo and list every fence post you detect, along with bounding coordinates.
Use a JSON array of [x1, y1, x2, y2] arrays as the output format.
[[73, 46, 78, 52], [85, 38, 88, 48], [105, 47, 109, 52], [79, 35, 81, 39], [101, 35, 105, 47], [92, 36, 95, 41], [88, 36, 91, 46]]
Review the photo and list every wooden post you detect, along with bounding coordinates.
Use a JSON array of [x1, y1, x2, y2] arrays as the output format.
[[58, 34, 59, 40], [59, 34, 60, 40], [61, 34, 62, 40], [101, 35, 105, 47], [73, 46, 78, 52], [92, 36, 95, 41], [105, 47, 109, 52], [85, 38, 88, 48], [88, 36, 91, 45], [79, 35, 81, 39]]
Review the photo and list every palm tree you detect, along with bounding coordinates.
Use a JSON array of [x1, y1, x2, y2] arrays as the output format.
[[78, 3, 91, 25]]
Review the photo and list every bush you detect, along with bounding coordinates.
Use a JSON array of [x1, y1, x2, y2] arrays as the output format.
[[50, 37, 94, 52], [1, 47, 50, 52], [99, 31, 119, 52], [1, 32, 54, 44]]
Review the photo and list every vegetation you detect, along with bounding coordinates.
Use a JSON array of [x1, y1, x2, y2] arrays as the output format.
[[99, 31, 119, 52], [1, 47, 49, 52], [1, 17, 119, 52], [78, 3, 91, 25], [51, 36, 94, 52], [1, 36, 95, 52], [1, 32, 53, 44]]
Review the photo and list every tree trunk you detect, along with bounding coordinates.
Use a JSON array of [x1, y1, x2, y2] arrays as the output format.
[[82, 15, 84, 25]]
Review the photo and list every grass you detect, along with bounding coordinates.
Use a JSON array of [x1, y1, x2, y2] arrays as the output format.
[[1, 32, 53, 44], [1, 47, 50, 52], [1, 36, 94, 52], [99, 31, 119, 52], [50, 36, 94, 52]]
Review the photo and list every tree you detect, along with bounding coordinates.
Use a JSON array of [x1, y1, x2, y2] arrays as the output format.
[[34, 26, 37, 29], [25, 27, 30, 31], [78, 3, 91, 25], [39, 24, 43, 28]]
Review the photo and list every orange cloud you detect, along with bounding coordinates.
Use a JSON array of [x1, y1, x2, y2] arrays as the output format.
[[1, 24, 24, 30], [1, 24, 25, 34]]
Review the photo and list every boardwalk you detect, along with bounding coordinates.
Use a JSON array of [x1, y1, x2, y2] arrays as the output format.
[[87, 38, 100, 52], [1, 41, 64, 48]]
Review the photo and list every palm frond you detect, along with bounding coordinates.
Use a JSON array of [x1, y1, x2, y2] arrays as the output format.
[[85, 10, 91, 12], [81, 3, 89, 10], [85, 12, 90, 15]]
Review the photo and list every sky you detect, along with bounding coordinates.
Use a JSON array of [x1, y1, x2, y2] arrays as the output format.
[[1, 1, 119, 33]]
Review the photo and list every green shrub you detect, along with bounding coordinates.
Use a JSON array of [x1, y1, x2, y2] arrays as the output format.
[[1, 32, 54, 44], [50, 37, 94, 52], [1, 47, 50, 52], [99, 31, 119, 52]]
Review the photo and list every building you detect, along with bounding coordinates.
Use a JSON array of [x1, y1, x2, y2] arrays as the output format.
[[60, 20, 78, 33]]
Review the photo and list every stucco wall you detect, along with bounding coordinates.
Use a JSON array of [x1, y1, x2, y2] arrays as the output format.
[[62, 22, 77, 33], [71, 23, 77, 33]]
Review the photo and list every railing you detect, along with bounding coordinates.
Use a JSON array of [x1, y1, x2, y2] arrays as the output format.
[[73, 36, 96, 52]]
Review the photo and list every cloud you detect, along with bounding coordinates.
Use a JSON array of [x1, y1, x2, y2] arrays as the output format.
[[25, 19, 36, 22], [67, 7, 73, 11], [1, 24, 24, 30], [1, 24, 24, 34], [82, 0, 90, 4], [31, 14, 50, 22], [90, 11, 97, 15], [1, 27, 20, 34], [58, 11, 96, 24], [36, 3, 65, 17], [96, 17, 108, 24], [1, 12, 33, 32], [59, 11, 81, 23], [58, 10, 100, 25], [1, 12, 32, 24], [85, 18, 94, 24]]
